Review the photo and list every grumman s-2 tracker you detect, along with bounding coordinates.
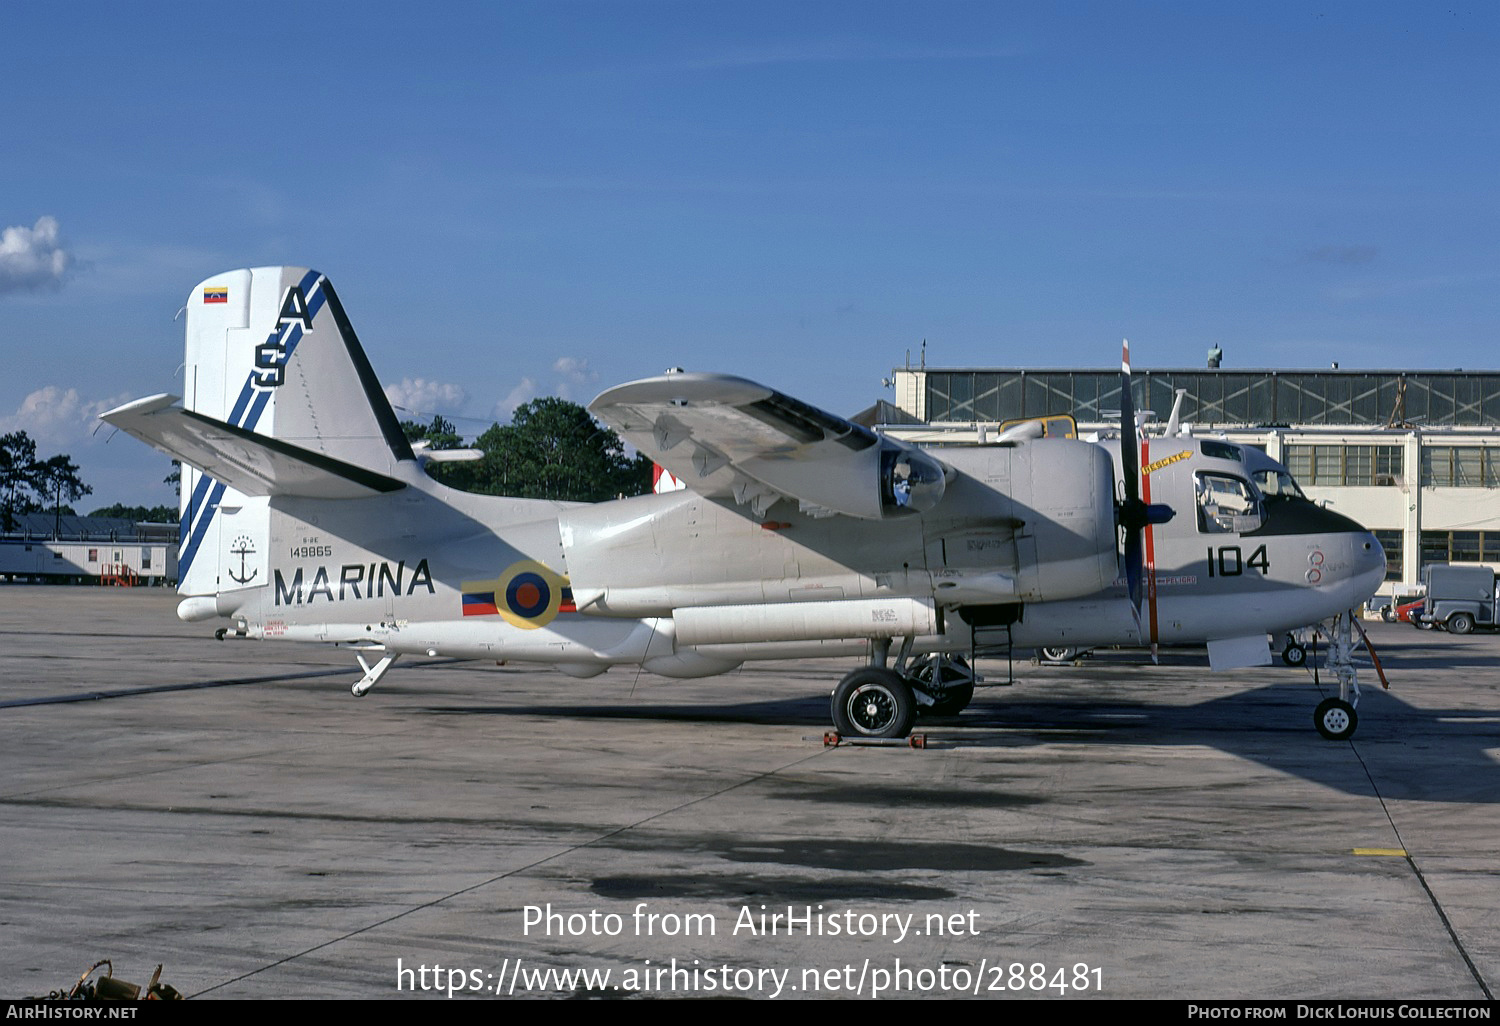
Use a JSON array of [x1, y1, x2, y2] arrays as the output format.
[[102, 267, 1388, 743]]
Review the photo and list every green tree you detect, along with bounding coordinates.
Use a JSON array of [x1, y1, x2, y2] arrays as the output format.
[[32, 453, 92, 538], [468, 398, 652, 502], [401, 414, 464, 450], [88, 503, 177, 523], [1, 432, 41, 531], [402, 415, 476, 488]]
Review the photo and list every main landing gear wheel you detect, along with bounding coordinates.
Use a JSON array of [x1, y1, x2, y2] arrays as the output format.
[[925, 681, 975, 717], [1040, 646, 1079, 663], [1314, 697, 1358, 741], [831, 668, 917, 739], [911, 656, 975, 716], [1281, 641, 1307, 667]]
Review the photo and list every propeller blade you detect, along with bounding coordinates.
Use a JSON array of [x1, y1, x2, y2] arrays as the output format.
[[1117, 339, 1174, 647], [1120, 340, 1144, 615], [1120, 340, 1139, 509]]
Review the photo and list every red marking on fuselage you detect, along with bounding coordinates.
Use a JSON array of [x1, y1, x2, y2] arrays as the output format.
[[1141, 438, 1159, 648]]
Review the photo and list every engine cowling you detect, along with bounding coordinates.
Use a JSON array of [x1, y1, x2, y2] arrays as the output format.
[[927, 439, 1118, 607]]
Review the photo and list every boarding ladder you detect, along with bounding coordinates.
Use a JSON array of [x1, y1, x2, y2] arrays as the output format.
[[100, 563, 140, 587], [969, 622, 1016, 686]]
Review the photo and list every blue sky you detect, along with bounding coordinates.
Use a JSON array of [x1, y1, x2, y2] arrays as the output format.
[[2, 1, 1496, 509]]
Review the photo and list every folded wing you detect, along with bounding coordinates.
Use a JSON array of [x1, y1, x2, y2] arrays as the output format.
[[589, 372, 946, 519]]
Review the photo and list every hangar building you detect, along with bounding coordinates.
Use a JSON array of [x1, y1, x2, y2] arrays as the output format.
[[885, 366, 1500, 599], [0, 514, 177, 586]]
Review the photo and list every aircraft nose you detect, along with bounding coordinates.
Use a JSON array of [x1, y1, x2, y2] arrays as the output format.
[[1348, 530, 1388, 597]]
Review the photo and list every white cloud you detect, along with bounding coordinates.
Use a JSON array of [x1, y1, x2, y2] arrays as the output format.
[[493, 378, 538, 421], [0, 386, 132, 447], [383, 377, 468, 416], [552, 356, 599, 401], [0, 216, 71, 294]]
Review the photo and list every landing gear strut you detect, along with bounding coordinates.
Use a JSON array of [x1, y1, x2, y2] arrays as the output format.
[[1310, 613, 1360, 740], [351, 649, 398, 697]]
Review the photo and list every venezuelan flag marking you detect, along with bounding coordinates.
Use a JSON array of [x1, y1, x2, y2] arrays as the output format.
[[461, 561, 574, 629], [462, 592, 499, 616]]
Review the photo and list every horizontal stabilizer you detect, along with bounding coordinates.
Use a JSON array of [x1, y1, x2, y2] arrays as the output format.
[[101, 394, 405, 499]]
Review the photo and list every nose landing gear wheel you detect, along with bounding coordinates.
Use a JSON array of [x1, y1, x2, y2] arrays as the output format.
[[1314, 697, 1358, 741], [831, 668, 917, 739], [1281, 642, 1306, 667]]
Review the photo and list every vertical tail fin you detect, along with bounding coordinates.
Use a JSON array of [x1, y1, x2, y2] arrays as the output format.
[[177, 267, 413, 595], [183, 267, 412, 466]]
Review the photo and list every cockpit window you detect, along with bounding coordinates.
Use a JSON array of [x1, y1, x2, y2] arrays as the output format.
[[1200, 440, 1242, 462], [1196, 473, 1263, 534], [1252, 468, 1306, 500]]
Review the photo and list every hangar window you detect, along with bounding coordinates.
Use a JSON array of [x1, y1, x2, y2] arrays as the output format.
[[1195, 473, 1263, 534], [1420, 530, 1500, 565], [1421, 446, 1499, 488], [1372, 530, 1403, 581], [1284, 444, 1403, 486]]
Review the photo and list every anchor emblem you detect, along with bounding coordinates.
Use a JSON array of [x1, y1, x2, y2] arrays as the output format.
[[228, 535, 258, 584]]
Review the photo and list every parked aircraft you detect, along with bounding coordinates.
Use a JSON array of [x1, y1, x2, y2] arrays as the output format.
[[101, 267, 1387, 743]]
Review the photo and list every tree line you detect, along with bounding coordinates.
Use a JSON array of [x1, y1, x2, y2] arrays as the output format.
[[1, 431, 95, 531], [403, 397, 654, 501]]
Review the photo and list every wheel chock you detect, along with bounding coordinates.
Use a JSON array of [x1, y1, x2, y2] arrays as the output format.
[[821, 732, 928, 749]]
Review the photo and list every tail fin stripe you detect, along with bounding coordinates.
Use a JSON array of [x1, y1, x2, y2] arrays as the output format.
[[222, 269, 325, 436], [179, 270, 325, 574], [180, 472, 213, 554], [179, 480, 226, 577]]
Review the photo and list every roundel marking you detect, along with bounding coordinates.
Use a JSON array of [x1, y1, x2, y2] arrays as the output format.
[[498, 561, 565, 630], [506, 572, 550, 620]]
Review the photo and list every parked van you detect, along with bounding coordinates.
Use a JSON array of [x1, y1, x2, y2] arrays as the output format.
[[1416, 564, 1500, 634]]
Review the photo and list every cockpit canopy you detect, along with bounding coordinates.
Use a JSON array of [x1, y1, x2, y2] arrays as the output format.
[[1195, 443, 1313, 535]]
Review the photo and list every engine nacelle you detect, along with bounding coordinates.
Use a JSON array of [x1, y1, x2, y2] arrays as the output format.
[[928, 439, 1118, 605]]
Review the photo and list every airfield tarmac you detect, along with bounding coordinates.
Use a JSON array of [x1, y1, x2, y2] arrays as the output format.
[[0, 586, 1495, 1001]]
